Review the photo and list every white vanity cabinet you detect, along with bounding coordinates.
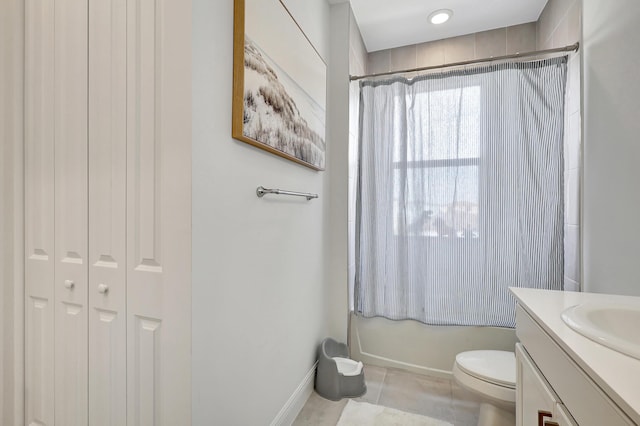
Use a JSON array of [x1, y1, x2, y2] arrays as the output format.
[[512, 289, 639, 426], [555, 404, 578, 426], [516, 343, 576, 426]]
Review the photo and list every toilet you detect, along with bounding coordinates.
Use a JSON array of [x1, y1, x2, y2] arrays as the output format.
[[453, 350, 516, 426]]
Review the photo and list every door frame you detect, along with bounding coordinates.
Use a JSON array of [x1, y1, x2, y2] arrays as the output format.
[[0, 0, 25, 424]]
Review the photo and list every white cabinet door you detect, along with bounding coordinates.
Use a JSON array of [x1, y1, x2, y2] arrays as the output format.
[[26, 0, 191, 424], [26, 0, 89, 424], [516, 344, 559, 426], [25, 1, 56, 424], [88, 0, 127, 424], [125, 0, 192, 424], [53, 0, 89, 425], [553, 404, 578, 426]]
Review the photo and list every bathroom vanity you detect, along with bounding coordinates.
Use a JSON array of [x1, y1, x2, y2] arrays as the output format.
[[511, 288, 640, 426]]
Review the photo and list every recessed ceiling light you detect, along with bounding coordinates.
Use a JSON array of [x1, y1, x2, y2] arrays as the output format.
[[429, 9, 453, 25]]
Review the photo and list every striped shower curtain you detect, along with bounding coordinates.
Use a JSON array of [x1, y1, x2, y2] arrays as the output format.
[[355, 57, 567, 327]]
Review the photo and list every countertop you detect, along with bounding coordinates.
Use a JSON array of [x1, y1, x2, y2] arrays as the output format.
[[510, 288, 640, 424]]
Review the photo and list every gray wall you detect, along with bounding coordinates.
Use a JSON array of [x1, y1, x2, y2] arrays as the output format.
[[191, 0, 332, 423], [582, 0, 640, 296]]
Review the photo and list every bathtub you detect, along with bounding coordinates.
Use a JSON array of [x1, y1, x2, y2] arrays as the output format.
[[349, 313, 517, 379]]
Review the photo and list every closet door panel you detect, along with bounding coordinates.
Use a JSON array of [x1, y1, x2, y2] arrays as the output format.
[[53, 0, 89, 425], [24, 0, 56, 424], [126, 1, 164, 422], [126, 0, 192, 424], [88, 0, 127, 424]]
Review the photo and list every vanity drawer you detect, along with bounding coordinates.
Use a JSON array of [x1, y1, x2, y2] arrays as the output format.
[[516, 305, 634, 426]]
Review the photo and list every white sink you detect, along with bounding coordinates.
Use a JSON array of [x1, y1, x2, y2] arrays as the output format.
[[561, 301, 640, 360]]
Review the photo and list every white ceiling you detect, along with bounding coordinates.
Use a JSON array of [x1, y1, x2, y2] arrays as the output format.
[[347, 0, 548, 52]]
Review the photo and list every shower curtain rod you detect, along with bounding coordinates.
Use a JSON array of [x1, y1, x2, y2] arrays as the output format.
[[349, 42, 579, 81]]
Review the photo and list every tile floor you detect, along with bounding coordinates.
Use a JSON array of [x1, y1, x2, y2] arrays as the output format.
[[293, 364, 483, 425]]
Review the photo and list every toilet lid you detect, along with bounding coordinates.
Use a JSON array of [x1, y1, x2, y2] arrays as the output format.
[[455, 350, 515, 388]]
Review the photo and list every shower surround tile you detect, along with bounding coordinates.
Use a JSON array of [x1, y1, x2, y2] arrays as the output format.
[[390, 45, 417, 71], [443, 34, 475, 63], [367, 49, 390, 74], [565, 225, 581, 282], [417, 40, 445, 68], [552, 14, 569, 48], [567, 1, 581, 45], [563, 171, 579, 226], [564, 277, 580, 292], [506, 23, 537, 54], [475, 28, 507, 59], [567, 112, 581, 171], [366, 21, 539, 76]]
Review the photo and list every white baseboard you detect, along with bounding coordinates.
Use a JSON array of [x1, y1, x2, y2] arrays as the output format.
[[270, 361, 317, 426]]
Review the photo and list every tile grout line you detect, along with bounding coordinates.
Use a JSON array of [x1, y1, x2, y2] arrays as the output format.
[[448, 377, 455, 416], [375, 368, 388, 405]]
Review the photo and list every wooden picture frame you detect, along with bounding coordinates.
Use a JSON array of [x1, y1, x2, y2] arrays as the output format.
[[232, 0, 327, 171]]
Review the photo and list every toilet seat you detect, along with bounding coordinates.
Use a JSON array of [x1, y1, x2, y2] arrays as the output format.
[[453, 350, 516, 404], [456, 350, 516, 388], [333, 357, 364, 377]]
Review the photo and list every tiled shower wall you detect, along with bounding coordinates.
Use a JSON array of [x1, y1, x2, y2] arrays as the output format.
[[538, 0, 583, 292], [366, 23, 537, 74]]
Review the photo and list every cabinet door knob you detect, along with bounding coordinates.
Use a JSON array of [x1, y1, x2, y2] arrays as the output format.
[[64, 280, 75, 290], [97, 283, 109, 294], [538, 411, 553, 426]]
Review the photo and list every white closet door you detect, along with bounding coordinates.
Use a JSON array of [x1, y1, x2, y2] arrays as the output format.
[[88, 0, 127, 424], [25, 0, 55, 423], [53, 0, 89, 425], [126, 0, 192, 424]]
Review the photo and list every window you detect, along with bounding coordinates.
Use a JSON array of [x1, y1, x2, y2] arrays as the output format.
[[393, 86, 480, 238]]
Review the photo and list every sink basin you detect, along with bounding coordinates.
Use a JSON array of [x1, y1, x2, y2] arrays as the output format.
[[561, 302, 640, 360]]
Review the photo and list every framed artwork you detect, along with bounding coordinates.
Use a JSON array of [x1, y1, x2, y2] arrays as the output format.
[[232, 0, 327, 171]]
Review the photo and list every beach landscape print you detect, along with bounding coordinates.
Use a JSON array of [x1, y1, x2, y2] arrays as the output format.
[[233, 0, 327, 170]]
